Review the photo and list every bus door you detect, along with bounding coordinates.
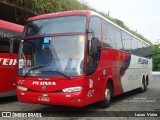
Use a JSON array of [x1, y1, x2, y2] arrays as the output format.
[[86, 16, 104, 102]]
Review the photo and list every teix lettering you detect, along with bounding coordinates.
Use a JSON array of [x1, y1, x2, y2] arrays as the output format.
[[0, 58, 17, 65]]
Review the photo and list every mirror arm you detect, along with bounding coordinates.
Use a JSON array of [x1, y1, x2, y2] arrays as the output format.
[[87, 28, 95, 38]]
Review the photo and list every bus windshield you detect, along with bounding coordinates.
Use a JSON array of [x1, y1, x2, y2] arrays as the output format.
[[24, 15, 86, 36], [19, 35, 85, 77]]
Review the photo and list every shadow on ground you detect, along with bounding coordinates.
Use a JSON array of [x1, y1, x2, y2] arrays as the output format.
[[0, 96, 17, 104]]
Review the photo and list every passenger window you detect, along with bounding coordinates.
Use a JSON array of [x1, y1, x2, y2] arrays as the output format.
[[137, 40, 143, 57], [131, 37, 138, 55], [0, 38, 10, 53], [114, 28, 123, 50], [122, 32, 131, 53], [143, 44, 152, 58], [103, 21, 116, 48]]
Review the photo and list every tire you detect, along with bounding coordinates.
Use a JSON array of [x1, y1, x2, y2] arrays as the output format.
[[144, 80, 147, 91], [98, 83, 112, 108], [145, 77, 148, 91], [139, 78, 146, 93]]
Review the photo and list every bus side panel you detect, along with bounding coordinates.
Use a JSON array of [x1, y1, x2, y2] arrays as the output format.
[[0, 54, 18, 95], [0, 21, 23, 97], [99, 49, 132, 97], [121, 55, 152, 92]]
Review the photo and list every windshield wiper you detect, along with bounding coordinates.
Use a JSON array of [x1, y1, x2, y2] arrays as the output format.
[[23, 65, 50, 79], [46, 71, 71, 79], [23, 66, 71, 79]]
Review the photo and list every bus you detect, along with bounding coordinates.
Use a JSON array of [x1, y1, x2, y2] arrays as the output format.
[[16, 10, 152, 107], [0, 20, 24, 97]]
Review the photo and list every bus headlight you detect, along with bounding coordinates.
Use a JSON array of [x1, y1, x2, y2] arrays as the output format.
[[17, 86, 28, 91], [62, 86, 83, 93]]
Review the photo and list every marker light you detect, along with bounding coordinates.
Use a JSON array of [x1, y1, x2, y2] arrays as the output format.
[[62, 86, 83, 93]]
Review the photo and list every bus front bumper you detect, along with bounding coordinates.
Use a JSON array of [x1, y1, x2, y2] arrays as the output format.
[[17, 90, 86, 107]]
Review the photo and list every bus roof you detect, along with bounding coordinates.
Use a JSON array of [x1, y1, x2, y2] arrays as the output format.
[[0, 20, 24, 32], [27, 10, 91, 22], [26, 10, 151, 46]]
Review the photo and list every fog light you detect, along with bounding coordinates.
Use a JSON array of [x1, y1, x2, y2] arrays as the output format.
[[77, 98, 81, 102]]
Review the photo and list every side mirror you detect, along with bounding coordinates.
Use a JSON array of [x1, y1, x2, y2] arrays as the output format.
[[87, 28, 95, 39], [9, 37, 14, 56]]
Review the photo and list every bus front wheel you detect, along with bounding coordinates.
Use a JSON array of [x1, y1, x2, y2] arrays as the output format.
[[98, 83, 112, 108]]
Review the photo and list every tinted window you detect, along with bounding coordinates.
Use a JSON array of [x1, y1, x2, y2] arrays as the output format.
[[103, 21, 116, 48], [137, 40, 143, 57], [132, 38, 151, 58], [147, 46, 152, 58], [89, 16, 101, 40], [0, 39, 9, 53], [131, 37, 138, 55], [143, 43, 152, 58], [122, 32, 131, 53], [0, 28, 22, 38], [114, 28, 123, 50], [0, 38, 19, 54]]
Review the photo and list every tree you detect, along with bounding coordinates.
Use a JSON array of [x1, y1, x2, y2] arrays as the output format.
[[152, 44, 160, 71]]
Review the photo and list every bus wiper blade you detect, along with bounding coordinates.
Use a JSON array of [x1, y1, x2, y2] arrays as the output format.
[[55, 71, 71, 79], [46, 71, 71, 79], [24, 65, 49, 79]]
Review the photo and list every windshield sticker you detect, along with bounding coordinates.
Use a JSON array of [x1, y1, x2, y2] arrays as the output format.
[[79, 36, 84, 43]]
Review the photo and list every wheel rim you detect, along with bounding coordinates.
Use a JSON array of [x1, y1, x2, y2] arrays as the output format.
[[105, 88, 111, 103]]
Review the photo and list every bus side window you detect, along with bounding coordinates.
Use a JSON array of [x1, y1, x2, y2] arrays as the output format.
[[122, 32, 132, 53], [87, 16, 102, 76], [0, 38, 10, 53], [114, 28, 123, 50], [131, 37, 138, 55], [13, 39, 20, 54], [103, 21, 116, 49]]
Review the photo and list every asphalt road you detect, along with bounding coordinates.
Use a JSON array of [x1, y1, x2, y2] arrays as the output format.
[[0, 73, 160, 120]]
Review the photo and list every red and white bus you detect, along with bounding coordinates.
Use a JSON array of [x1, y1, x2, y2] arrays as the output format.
[[17, 10, 152, 107], [0, 20, 24, 97]]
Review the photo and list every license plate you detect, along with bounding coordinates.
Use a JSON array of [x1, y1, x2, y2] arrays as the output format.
[[38, 96, 50, 102]]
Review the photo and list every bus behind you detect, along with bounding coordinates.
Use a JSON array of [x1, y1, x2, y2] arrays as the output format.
[[0, 20, 24, 97]]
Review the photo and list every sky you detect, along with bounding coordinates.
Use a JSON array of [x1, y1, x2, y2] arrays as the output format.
[[82, 0, 160, 44]]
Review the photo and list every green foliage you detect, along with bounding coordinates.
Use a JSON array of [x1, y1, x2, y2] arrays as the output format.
[[8, 0, 89, 14], [5, 0, 151, 45], [152, 45, 160, 71]]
